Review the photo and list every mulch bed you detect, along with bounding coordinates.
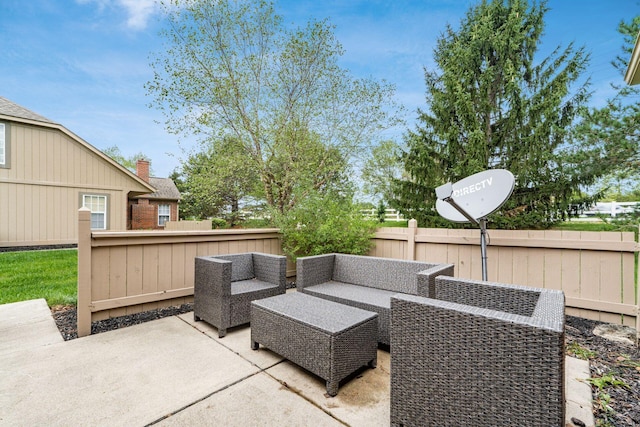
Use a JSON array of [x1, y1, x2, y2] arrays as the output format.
[[51, 305, 639, 426]]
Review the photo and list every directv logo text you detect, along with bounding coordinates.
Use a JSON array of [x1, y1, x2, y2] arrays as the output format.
[[453, 177, 493, 198]]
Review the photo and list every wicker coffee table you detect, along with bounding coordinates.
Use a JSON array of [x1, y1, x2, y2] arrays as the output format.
[[251, 292, 378, 396]]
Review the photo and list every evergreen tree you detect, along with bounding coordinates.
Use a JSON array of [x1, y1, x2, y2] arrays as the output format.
[[392, 0, 595, 229], [574, 16, 640, 197]]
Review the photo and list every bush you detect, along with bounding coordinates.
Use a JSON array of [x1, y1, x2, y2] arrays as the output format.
[[273, 193, 376, 260], [210, 218, 228, 229]]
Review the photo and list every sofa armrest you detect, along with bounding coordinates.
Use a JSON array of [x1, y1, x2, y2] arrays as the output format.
[[194, 256, 233, 298], [416, 263, 455, 297], [296, 254, 336, 290], [253, 253, 287, 292]]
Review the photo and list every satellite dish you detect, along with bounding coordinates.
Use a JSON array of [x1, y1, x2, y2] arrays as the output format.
[[435, 169, 515, 223], [434, 169, 515, 281]]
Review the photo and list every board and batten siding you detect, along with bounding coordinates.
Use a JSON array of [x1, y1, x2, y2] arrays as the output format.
[[0, 120, 151, 246]]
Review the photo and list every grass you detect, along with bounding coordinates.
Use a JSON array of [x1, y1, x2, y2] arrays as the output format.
[[552, 220, 638, 233], [0, 249, 77, 307], [567, 342, 596, 360]]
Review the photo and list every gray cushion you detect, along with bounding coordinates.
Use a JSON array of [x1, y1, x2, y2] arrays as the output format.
[[231, 279, 278, 295], [303, 281, 397, 309]]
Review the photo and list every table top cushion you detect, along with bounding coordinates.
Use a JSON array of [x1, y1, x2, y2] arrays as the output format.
[[252, 292, 377, 334]]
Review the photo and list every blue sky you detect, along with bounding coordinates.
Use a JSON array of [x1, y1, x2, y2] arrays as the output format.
[[0, 0, 637, 178]]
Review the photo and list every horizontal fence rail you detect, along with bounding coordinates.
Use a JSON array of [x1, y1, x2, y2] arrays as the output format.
[[370, 220, 639, 334], [77, 210, 639, 340], [77, 208, 287, 336]]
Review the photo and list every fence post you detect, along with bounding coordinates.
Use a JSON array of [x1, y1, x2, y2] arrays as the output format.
[[77, 208, 92, 337], [407, 219, 417, 261]]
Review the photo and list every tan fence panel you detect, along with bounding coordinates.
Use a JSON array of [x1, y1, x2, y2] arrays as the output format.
[[164, 220, 212, 231], [371, 226, 639, 330], [77, 216, 284, 335]]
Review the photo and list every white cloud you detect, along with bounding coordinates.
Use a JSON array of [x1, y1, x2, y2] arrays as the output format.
[[76, 0, 159, 30], [118, 0, 158, 30]]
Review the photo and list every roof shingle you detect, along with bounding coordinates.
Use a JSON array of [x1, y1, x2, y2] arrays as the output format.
[[0, 96, 56, 124]]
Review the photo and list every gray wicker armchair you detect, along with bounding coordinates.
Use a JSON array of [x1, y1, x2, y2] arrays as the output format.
[[390, 276, 565, 427], [194, 252, 287, 338]]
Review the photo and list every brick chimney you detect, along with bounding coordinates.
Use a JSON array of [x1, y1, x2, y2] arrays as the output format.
[[136, 159, 150, 183]]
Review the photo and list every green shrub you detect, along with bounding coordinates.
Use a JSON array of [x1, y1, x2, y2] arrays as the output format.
[[273, 193, 376, 260], [210, 218, 228, 229]]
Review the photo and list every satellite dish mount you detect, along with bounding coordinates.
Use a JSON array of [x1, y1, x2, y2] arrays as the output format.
[[435, 169, 515, 281]]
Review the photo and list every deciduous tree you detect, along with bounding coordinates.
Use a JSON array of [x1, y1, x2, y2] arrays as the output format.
[[147, 0, 402, 214]]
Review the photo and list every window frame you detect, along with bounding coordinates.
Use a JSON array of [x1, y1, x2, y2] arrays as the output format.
[[80, 193, 109, 230], [0, 121, 10, 169], [158, 203, 171, 226]]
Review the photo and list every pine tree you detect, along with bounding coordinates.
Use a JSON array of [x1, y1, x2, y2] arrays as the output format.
[[392, 0, 594, 228], [574, 16, 640, 199]]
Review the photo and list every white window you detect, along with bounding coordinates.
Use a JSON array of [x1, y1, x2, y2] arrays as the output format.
[[158, 204, 170, 226], [0, 123, 5, 166], [83, 195, 107, 230]]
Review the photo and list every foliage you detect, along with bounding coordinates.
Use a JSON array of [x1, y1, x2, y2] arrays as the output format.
[[102, 145, 152, 174], [173, 136, 262, 225], [147, 0, 402, 215], [575, 16, 640, 197], [587, 373, 629, 391], [361, 139, 404, 204], [0, 250, 77, 306], [272, 191, 376, 260], [567, 341, 596, 360], [376, 200, 386, 223], [391, 0, 596, 229]]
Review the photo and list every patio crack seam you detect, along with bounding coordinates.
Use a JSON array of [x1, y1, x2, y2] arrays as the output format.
[[173, 316, 349, 426], [143, 369, 265, 426]]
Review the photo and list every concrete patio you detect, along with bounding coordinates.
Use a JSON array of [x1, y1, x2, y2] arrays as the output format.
[[0, 298, 594, 426]]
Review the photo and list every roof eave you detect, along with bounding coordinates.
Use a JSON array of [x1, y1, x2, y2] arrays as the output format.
[[624, 31, 640, 85]]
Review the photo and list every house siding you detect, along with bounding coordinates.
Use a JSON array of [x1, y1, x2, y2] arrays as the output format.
[[0, 120, 151, 247]]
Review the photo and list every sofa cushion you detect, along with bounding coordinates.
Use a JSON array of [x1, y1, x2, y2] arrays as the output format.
[[302, 281, 397, 310], [333, 254, 436, 294], [231, 279, 278, 295]]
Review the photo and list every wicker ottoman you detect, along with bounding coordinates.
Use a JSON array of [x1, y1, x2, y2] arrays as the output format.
[[251, 292, 378, 396]]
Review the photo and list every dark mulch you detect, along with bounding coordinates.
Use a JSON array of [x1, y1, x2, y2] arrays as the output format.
[[565, 316, 640, 427], [51, 305, 639, 426]]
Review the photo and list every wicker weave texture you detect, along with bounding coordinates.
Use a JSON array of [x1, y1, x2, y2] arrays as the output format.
[[390, 281, 565, 427], [251, 292, 378, 396], [194, 252, 286, 338], [296, 253, 454, 345]]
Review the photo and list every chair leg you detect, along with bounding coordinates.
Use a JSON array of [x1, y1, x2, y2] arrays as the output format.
[[218, 328, 227, 338]]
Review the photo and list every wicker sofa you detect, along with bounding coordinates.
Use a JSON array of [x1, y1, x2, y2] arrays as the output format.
[[296, 253, 454, 345], [194, 252, 287, 338], [390, 276, 565, 427]]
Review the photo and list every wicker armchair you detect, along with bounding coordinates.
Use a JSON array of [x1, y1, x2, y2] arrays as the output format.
[[390, 276, 565, 427], [194, 252, 287, 338]]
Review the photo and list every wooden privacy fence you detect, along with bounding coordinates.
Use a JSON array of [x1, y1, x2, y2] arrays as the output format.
[[371, 220, 639, 333], [77, 208, 286, 337], [164, 219, 212, 231], [77, 208, 639, 339]]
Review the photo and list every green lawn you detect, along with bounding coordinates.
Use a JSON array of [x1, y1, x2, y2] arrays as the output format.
[[0, 249, 77, 307]]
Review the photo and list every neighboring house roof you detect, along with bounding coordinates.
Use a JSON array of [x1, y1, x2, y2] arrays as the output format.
[[0, 96, 155, 196], [0, 96, 56, 124], [136, 177, 181, 201]]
